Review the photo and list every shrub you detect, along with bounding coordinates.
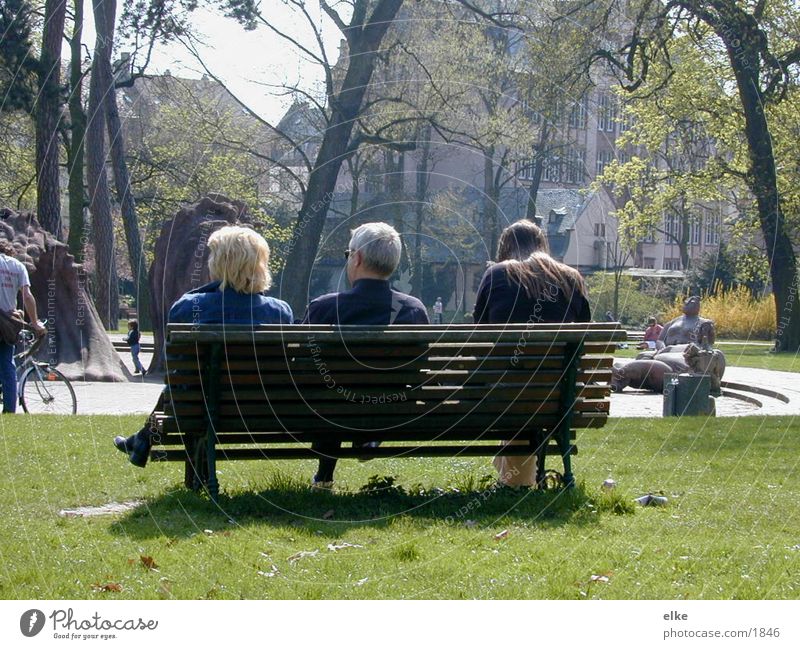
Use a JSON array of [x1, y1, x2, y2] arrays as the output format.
[[585, 272, 669, 327], [665, 285, 775, 340]]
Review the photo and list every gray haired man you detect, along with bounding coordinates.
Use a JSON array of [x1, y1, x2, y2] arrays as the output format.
[[301, 222, 429, 487]]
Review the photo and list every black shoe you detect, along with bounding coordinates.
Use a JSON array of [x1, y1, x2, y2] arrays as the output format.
[[113, 434, 136, 454], [128, 428, 152, 468], [133, 369, 140, 374]]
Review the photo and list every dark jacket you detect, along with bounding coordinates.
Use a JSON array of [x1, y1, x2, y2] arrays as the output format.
[[301, 278, 429, 325], [473, 263, 591, 324], [168, 281, 293, 325], [125, 328, 141, 345]]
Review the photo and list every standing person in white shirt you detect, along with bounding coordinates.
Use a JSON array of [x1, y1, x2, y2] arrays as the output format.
[[433, 296, 443, 324], [0, 241, 46, 413]]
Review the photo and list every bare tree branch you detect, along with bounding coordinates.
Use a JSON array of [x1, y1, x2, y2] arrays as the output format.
[[178, 34, 314, 173]]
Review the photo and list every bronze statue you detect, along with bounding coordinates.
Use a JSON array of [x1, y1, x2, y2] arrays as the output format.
[[659, 296, 715, 347], [614, 297, 726, 397]]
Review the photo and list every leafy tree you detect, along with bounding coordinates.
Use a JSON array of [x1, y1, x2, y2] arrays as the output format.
[[0, 0, 39, 111], [0, 112, 36, 210], [586, 272, 667, 327], [590, 0, 800, 350]]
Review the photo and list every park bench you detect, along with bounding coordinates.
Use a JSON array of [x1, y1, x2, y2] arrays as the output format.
[[151, 323, 625, 500]]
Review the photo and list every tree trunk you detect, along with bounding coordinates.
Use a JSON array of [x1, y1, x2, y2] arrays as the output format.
[[483, 149, 499, 258], [721, 22, 800, 351], [105, 79, 152, 329], [277, 0, 404, 315], [86, 0, 118, 329], [66, 0, 86, 262], [35, 0, 67, 239], [525, 124, 550, 221], [411, 125, 432, 297]]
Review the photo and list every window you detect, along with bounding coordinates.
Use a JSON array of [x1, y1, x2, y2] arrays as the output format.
[[594, 223, 606, 238], [664, 213, 681, 242], [597, 92, 617, 133], [643, 257, 655, 269], [617, 151, 630, 165], [596, 150, 614, 176], [568, 96, 588, 129], [691, 219, 701, 245], [516, 159, 533, 181], [565, 147, 585, 184], [520, 98, 541, 124], [664, 258, 681, 271], [705, 213, 721, 245], [618, 106, 634, 133], [542, 158, 561, 183]]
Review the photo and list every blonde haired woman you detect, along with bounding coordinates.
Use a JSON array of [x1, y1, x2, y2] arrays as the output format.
[[473, 220, 591, 487], [166, 225, 289, 323], [114, 225, 292, 467]]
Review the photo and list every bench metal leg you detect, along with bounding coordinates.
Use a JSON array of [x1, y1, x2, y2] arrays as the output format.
[[557, 430, 575, 489], [535, 438, 547, 489], [206, 427, 219, 503]]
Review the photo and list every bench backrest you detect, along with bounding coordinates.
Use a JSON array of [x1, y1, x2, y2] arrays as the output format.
[[160, 323, 624, 444]]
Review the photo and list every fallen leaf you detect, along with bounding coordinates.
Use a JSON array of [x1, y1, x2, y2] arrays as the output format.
[[91, 582, 122, 592], [494, 529, 509, 540], [327, 542, 364, 552], [203, 529, 214, 535], [590, 574, 611, 583], [355, 577, 368, 586], [288, 550, 318, 564], [140, 555, 159, 571], [322, 509, 335, 520]]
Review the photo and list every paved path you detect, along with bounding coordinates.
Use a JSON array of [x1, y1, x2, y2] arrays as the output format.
[[610, 365, 800, 418]]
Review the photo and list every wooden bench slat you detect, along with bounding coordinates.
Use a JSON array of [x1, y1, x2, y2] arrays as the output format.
[[157, 428, 577, 445], [162, 368, 614, 386], [164, 384, 610, 402], [167, 329, 626, 344], [153, 444, 577, 461]]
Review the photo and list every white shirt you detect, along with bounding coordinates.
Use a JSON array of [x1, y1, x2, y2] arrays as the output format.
[[0, 253, 29, 313]]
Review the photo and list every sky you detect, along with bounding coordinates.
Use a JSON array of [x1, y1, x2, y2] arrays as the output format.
[[82, 3, 343, 124]]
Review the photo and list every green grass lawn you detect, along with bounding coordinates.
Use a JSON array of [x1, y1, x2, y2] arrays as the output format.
[[1, 415, 798, 599], [616, 341, 800, 373]]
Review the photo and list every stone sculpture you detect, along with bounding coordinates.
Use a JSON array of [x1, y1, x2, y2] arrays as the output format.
[[0, 208, 127, 381]]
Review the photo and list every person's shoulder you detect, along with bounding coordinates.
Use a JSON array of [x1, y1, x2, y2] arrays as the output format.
[[309, 290, 342, 307], [304, 290, 345, 324], [257, 295, 294, 322], [3, 255, 27, 273], [392, 289, 425, 308]]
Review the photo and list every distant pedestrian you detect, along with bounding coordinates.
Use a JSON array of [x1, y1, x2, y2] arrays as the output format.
[[433, 297, 443, 324], [126, 319, 145, 375], [605, 310, 615, 322]]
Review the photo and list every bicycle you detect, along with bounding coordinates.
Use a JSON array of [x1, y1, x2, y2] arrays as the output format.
[[0, 320, 77, 414]]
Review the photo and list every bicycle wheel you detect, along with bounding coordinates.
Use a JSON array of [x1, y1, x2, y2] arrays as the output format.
[[20, 365, 77, 414]]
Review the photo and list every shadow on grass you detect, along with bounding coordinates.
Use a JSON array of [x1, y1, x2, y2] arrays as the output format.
[[110, 472, 633, 541]]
